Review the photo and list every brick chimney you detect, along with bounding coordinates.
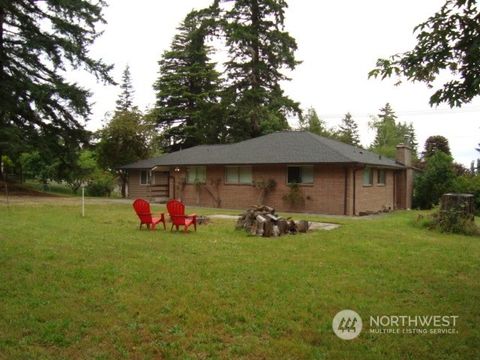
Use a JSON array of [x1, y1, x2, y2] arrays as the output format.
[[395, 143, 413, 210], [395, 143, 412, 166]]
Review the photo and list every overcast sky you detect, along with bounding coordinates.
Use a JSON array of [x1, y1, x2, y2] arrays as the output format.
[[77, 0, 480, 166]]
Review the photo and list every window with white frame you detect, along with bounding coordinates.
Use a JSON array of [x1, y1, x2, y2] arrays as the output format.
[[287, 166, 314, 184], [225, 166, 252, 184], [363, 167, 373, 186], [187, 166, 206, 184], [140, 170, 151, 185]]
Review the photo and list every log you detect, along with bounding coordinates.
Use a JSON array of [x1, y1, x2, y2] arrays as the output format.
[[235, 205, 309, 237], [297, 220, 310, 233], [277, 219, 289, 235]]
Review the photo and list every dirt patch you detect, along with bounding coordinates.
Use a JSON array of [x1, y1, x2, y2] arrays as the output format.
[[0, 181, 58, 197]]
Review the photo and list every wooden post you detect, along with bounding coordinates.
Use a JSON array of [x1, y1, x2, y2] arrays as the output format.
[[81, 185, 85, 217]]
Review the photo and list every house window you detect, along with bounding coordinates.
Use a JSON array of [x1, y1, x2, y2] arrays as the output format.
[[140, 170, 151, 185], [363, 167, 373, 186], [187, 166, 206, 184], [225, 166, 252, 184], [377, 169, 386, 185], [287, 166, 314, 184]]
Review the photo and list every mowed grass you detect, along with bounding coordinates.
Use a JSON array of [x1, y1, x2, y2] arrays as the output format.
[[0, 198, 479, 359]]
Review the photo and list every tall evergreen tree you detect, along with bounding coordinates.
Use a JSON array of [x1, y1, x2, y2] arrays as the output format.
[[298, 107, 334, 138], [0, 0, 113, 174], [370, 103, 417, 158], [116, 65, 134, 112], [336, 112, 361, 146], [154, 8, 226, 151], [221, 0, 300, 140]]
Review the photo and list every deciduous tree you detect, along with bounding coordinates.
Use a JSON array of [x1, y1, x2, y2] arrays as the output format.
[[423, 135, 451, 158], [96, 109, 151, 197], [369, 0, 480, 107]]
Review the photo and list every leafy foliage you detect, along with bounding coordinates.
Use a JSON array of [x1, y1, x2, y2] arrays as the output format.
[[369, 0, 480, 107], [64, 150, 98, 193], [454, 174, 480, 215], [418, 208, 479, 236], [413, 151, 457, 209], [19, 151, 58, 187], [282, 183, 305, 208], [422, 135, 451, 158], [96, 109, 151, 197]]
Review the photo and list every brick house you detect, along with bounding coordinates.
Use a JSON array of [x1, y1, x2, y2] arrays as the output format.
[[119, 131, 413, 215]]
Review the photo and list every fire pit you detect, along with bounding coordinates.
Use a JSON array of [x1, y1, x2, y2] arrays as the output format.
[[236, 205, 309, 237]]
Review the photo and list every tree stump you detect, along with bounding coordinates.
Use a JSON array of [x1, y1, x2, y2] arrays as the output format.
[[440, 193, 475, 221]]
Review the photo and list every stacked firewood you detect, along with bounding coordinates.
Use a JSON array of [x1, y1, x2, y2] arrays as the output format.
[[236, 205, 309, 237]]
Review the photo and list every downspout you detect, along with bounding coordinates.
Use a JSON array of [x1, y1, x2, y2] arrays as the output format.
[[393, 170, 396, 210], [343, 167, 348, 215], [353, 168, 357, 216]]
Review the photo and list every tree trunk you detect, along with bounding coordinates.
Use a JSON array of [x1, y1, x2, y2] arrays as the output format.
[[119, 172, 127, 198], [249, 0, 261, 137], [440, 193, 475, 221]]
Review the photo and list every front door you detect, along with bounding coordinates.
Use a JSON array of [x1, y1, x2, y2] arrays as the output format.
[[151, 171, 170, 200]]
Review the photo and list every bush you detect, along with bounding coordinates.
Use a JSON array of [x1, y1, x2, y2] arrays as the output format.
[[282, 183, 305, 208], [413, 151, 456, 209], [454, 175, 480, 215], [417, 208, 479, 236], [86, 171, 115, 197]]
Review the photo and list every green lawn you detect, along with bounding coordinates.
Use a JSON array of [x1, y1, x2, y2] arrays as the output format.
[[0, 198, 479, 359]]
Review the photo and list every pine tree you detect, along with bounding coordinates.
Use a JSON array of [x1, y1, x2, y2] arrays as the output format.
[[221, 0, 300, 140], [299, 108, 334, 138], [406, 123, 418, 156], [370, 103, 417, 158], [336, 112, 361, 146], [116, 65, 134, 112], [154, 8, 226, 151], [0, 0, 113, 173], [371, 103, 398, 150]]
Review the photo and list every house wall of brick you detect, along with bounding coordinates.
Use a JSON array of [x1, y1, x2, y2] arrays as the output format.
[[354, 168, 395, 214], [168, 164, 399, 215], [128, 165, 402, 215]]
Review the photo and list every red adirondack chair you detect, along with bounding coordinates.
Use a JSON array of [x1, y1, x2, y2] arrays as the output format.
[[166, 199, 197, 232], [132, 199, 166, 230]]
